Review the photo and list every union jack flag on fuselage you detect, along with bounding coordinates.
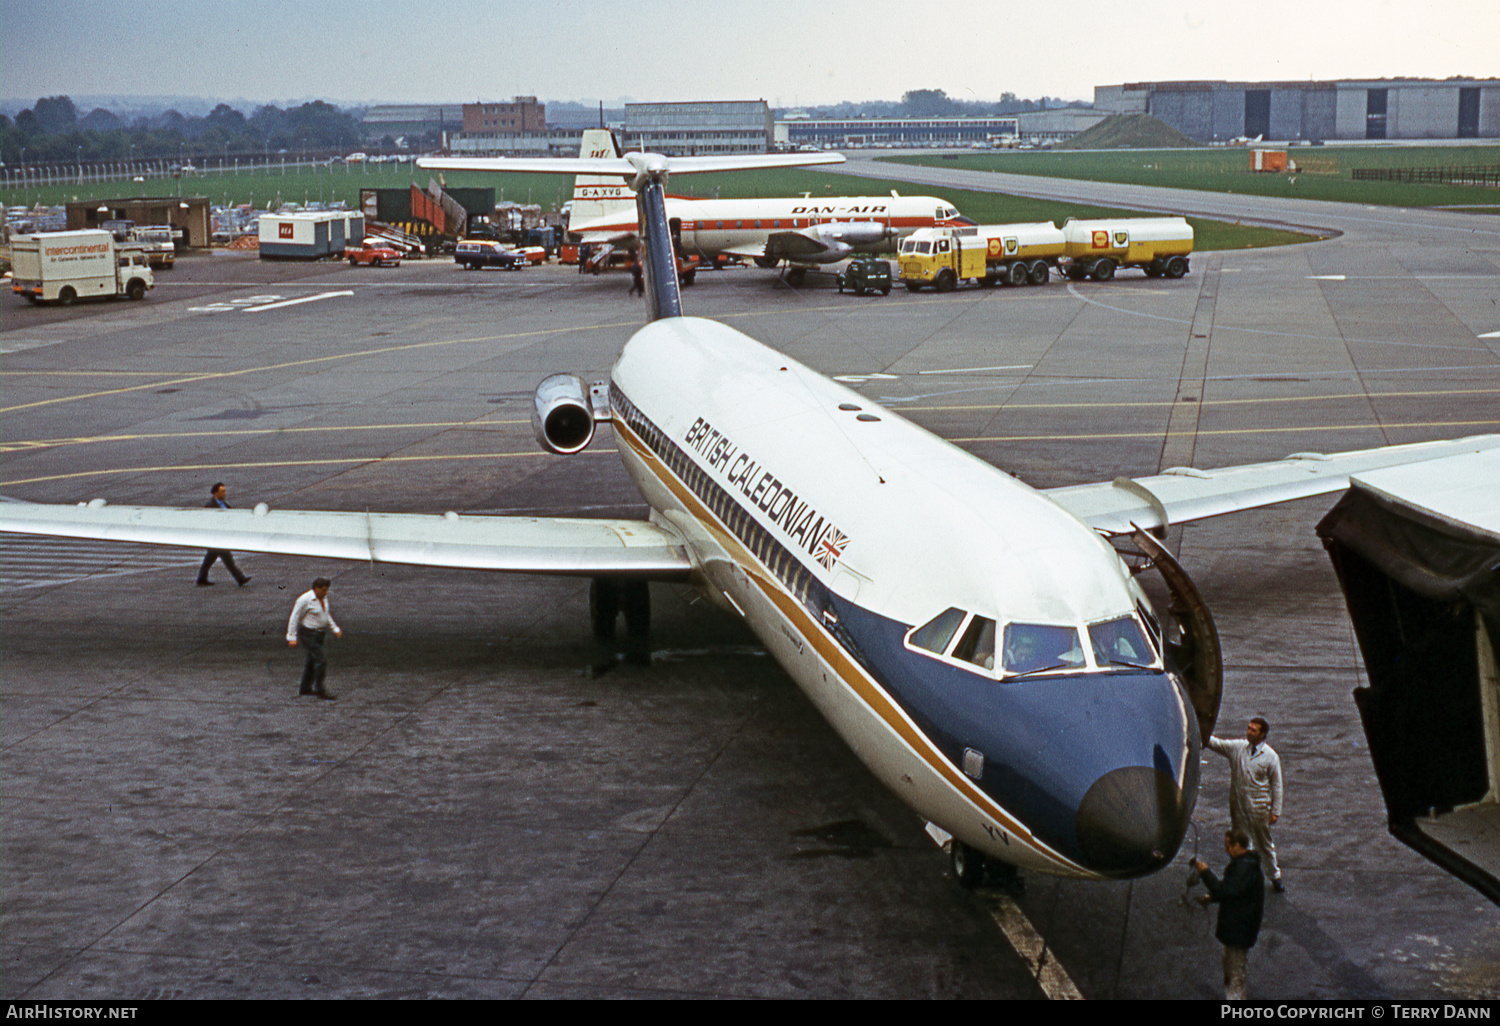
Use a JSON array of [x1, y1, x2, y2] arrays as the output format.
[[815, 527, 849, 570]]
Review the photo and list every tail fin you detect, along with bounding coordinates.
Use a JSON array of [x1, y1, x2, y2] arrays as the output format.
[[568, 129, 633, 227]]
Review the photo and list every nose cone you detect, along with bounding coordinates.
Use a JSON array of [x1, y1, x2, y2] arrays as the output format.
[[1075, 765, 1189, 877]]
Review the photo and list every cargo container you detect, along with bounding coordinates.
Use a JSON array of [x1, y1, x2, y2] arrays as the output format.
[[11, 229, 155, 304], [258, 211, 365, 260], [1251, 149, 1289, 172]]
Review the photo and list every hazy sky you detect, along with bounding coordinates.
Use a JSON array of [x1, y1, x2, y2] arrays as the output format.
[[3, 0, 1497, 108]]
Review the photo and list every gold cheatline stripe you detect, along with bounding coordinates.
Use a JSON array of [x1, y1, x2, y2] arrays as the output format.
[[611, 409, 1090, 874]]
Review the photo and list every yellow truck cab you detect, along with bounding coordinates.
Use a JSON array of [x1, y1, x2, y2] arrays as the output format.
[[898, 223, 1065, 291]]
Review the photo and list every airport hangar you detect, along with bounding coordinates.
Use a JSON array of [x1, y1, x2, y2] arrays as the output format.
[[1095, 77, 1500, 143]]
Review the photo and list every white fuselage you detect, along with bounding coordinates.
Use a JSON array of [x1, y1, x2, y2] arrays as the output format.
[[573, 195, 970, 262], [605, 316, 1199, 879]]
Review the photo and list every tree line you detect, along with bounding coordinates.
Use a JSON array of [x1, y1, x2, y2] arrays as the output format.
[[796, 89, 1079, 119], [1, 96, 369, 167]]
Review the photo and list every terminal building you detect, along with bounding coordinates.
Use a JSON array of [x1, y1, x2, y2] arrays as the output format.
[[622, 101, 773, 155], [1095, 78, 1500, 142], [774, 108, 1106, 149]]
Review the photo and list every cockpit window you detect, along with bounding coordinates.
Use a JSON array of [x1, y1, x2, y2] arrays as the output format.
[[952, 615, 996, 670], [1002, 622, 1085, 676], [908, 607, 965, 654], [1088, 616, 1156, 669]]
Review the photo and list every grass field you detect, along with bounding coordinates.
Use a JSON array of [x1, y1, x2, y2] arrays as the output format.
[[885, 145, 1500, 209], [1, 160, 1315, 252]]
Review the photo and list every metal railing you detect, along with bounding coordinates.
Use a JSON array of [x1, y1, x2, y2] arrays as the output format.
[[1350, 165, 1500, 187]]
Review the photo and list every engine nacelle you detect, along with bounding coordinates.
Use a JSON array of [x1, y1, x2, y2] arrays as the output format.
[[533, 373, 607, 455]]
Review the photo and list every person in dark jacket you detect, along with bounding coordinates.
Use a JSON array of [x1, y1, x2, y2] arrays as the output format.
[[197, 482, 250, 586], [1194, 829, 1265, 1000]]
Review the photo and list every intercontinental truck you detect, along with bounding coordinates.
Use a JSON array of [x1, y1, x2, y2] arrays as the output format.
[[11, 229, 155, 304]]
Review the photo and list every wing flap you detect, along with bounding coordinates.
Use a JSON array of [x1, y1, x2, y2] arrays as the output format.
[[720, 241, 768, 260], [0, 501, 692, 578], [763, 230, 834, 262], [1045, 434, 1500, 535]]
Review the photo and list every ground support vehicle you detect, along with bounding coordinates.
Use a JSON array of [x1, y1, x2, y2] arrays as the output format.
[[898, 223, 1064, 292], [131, 226, 175, 269], [837, 256, 892, 295], [346, 240, 403, 266], [11, 230, 154, 304], [1059, 218, 1193, 281], [455, 239, 527, 270]]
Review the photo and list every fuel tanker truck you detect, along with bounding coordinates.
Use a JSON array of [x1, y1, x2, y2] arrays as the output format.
[[897, 217, 1193, 291]]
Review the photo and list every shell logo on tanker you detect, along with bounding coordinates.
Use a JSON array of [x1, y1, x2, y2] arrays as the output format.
[[1091, 230, 1108, 249]]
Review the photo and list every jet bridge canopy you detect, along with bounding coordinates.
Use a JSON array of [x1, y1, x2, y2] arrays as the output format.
[[1317, 450, 1500, 905]]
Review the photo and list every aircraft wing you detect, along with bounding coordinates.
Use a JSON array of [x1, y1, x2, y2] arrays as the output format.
[[763, 230, 838, 262], [418, 153, 844, 177], [0, 499, 693, 578], [575, 230, 635, 246], [1044, 434, 1500, 536]]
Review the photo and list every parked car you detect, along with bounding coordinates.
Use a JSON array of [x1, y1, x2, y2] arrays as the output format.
[[455, 239, 527, 270], [836, 256, 892, 295], [346, 240, 402, 267]]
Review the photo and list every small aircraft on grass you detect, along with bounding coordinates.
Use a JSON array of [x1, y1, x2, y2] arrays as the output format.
[[3, 146, 1497, 887]]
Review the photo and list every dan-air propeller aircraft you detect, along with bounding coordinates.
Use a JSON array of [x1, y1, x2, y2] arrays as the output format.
[[546, 130, 971, 280], [3, 146, 1497, 888]]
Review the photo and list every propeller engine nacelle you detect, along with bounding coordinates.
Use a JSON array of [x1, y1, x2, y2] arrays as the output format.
[[533, 373, 609, 455], [813, 220, 889, 250]]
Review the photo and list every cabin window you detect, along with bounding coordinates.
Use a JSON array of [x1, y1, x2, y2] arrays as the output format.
[[916, 242, 931, 255], [1002, 623, 1085, 676], [1088, 616, 1155, 670], [716, 221, 724, 230], [908, 607, 966, 655], [735, 220, 744, 229], [754, 220, 762, 229], [773, 219, 782, 229]]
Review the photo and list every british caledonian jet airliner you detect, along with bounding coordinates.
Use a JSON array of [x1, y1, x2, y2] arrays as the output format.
[[3, 148, 1497, 886]]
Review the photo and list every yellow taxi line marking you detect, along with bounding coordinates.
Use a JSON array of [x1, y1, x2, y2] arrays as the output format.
[[950, 420, 1500, 444], [0, 420, 531, 454], [0, 449, 610, 487], [898, 387, 1500, 413], [0, 319, 643, 415]]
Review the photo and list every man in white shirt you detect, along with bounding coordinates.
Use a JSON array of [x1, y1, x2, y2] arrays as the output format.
[[287, 577, 342, 700], [1208, 717, 1284, 891]]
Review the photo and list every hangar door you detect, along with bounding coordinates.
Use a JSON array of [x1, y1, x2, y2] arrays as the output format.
[[1318, 464, 1500, 905]]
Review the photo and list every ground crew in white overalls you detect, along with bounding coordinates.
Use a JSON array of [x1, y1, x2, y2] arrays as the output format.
[[1208, 716, 1285, 892]]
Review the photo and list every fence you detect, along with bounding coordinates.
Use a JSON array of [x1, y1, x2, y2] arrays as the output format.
[[1351, 165, 1500, 187], [0, 156, 418, 193]]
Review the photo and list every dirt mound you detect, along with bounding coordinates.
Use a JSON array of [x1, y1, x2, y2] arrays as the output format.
[[1059, 113, 1201, 149]]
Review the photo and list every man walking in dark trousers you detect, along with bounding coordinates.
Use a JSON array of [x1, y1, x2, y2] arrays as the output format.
[[1194, 829, 1266, 1000], [287, 577, 342, 700], [197, 482, 250, 586]]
